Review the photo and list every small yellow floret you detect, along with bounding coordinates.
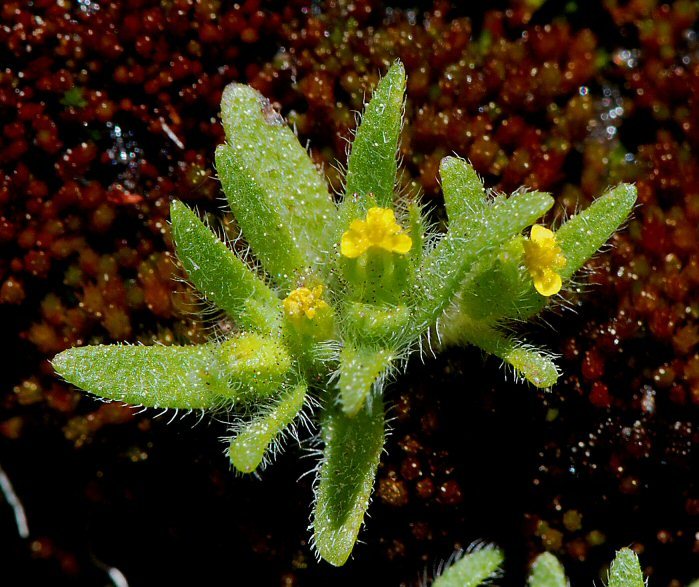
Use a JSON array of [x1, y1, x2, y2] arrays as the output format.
[[523, 224, 566, 297], [340, 207, 412, 258], [283, 285, 328, 319]]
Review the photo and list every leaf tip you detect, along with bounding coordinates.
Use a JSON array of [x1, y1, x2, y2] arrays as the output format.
[[51, 349, 69, 377], [609, 547, 644, 587], [387, 58, 405, 79]]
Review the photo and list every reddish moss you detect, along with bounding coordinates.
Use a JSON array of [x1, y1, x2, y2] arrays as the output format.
[[1, 1, 697, 584]]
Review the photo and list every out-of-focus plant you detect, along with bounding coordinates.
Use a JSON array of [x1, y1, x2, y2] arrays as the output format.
[[53, 61, 636, 566], [429, 545, 644, 587]]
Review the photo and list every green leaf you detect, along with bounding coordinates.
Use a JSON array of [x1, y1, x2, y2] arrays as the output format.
[[344, 302, 412, 345], [555, 183, 637, 280], [440, 156, 487, 235], [215, 144, 306, 290], [220, 334, 292, 398], [407, 201, 426, 269], [217, 83, 336, 285], [338, 345, 393, 416], [53, 334, 292, 409], [313, 396, 385, 566], [440, 315, 559, 388], [418, 190, 555, 328], [53, 343, 235, 409], [528, 552, 567, 587], [608, 548, 644, 587], [219, 84, 335, 265], [455, 236, 532, 322], [229, 380, 307, 473], [504, 345, 559, 388], [432, 545, 504, 587], [170, 201, 281, 333], [345, 60, 405, 207]]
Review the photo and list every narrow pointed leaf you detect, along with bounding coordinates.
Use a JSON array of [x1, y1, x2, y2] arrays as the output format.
[[418, 190, 554, 328], [440, 156, 487, 235], [433, 545, 504, 587], [219, 83, 335, 268], [528, 552, 567, 587], [345, 61, 405, 207], [171, 201, 281, 333], [229, 380, 307, 473], [441, 315, 559, 388], [53, 343, 234, 409], [338, 346, 393, 416], [608, 548, 644, 587], [216, 144, 305, 289], [313, 396, 384, 566], [53, 334, 291, 409], [555, 183, 637, 280]]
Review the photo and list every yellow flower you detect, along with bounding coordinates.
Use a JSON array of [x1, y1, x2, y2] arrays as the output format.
[[283, 285, 329, 320], [523, 224, 566, 297], [340, 207, 412, 259]]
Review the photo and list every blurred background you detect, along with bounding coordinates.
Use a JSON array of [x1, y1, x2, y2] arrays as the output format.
[[0, 1, 697, 585]]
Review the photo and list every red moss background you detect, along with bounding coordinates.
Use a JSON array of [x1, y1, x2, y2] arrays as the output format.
[[0, 1, 697, 585]]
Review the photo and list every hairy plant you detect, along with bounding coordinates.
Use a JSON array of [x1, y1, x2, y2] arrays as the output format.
[[52, 61, 636, 566], [427, 545, 645, 587]]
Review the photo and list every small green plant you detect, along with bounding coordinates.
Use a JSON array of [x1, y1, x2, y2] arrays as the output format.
[[428, 545, 644, 587], [52, 61, 636, 566]]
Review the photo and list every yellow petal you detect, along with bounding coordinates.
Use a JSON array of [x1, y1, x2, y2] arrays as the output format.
[[340, 207, 412, 257], [340, 230, 366, 258], [524, 224, 566, 296], [534, 270, 562, 297], [367, 207, 394, 228], [530, 224, 555, 243], [348, 218, 366, 232], [386, 232, 413, 254]]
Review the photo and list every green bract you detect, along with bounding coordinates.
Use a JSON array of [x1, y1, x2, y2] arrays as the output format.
[[53, 61, 636, 567]]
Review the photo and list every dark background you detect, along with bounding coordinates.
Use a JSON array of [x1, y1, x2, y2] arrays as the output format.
[[1, 0, 697, 585]]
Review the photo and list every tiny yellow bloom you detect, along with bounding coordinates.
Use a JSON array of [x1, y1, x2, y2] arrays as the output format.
[[283, 285, 329, 320], [523, 224, 566, 297], [340, 207, 412, 258]]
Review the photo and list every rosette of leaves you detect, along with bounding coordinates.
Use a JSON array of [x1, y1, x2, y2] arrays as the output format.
[[427, 545, 645, 587], [53, 61, 636, 566]]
